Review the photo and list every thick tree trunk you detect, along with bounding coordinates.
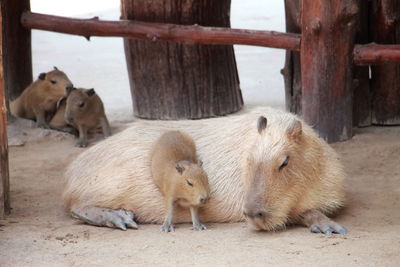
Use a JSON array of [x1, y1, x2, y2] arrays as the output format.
[[283, 0, 301, 114], [301, 0, 359, 143], [369, 0, 400, 125], [353, 0, 371, 127], [1, 0, 32, 103], [0, 5, 10, 219], [121, 0, 243, 119]]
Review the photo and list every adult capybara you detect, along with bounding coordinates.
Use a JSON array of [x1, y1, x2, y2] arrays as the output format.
[[10, 67, 73, 128], [151, 130, 210, 232], [63, 107, 347, 234], [64, 88, 111, 147]]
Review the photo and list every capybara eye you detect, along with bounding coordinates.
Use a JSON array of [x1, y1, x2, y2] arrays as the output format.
[[78, 102, 85, 108], [279, 156, 289, 171], [50, 80, 57, 84], [186, 180, 193, 187]]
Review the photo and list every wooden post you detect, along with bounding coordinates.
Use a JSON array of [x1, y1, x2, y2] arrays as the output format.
[[353, 0, 371, 127], [369, 0, 400, 125], [283, 0, 302, 114], [300, 0, 359, 143], [1, 0, 32, 106], [121, 0, 243, 119], [0, 4, 10, 219]]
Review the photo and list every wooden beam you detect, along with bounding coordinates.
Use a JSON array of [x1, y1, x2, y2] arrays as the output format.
[[21, 11, 301, 51], [354, 44, 400, 65], [2, 0, 32, 102], [368, 0, 400, 125], [300, 0, 359, 143], [0, 2, 10, 219]]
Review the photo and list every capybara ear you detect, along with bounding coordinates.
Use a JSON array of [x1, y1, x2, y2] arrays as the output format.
[[287, 120, 302, 140], [257, 116, 267, 134], [86, 88, 96, 96], [38, 73, 46, 80], [53, 66, 59, 70], [198, 160, 203, 167], [175, 163, 185, 174], [67, 87, 76, 94]]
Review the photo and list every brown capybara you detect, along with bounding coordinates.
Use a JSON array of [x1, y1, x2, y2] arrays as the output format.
[[10, 67, 73, 128], [151, 130, 210, 232], [63, 107, 346, 235], [64, 87, 111, 147], [48, 96, 77, 136]]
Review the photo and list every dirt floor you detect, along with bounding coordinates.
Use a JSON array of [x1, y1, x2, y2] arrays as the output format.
[[1, 119, 400, 266]]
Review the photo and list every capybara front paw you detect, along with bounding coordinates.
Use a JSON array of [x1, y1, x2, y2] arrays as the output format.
[[75, 141, 87, 148], [71, 207, 138, 230], [310, 220, 347, 235], [161, 223, 174, 233], [192, 223, 207, 231]]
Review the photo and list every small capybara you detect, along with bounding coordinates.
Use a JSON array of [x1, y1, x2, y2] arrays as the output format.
[[10, 67, 73, 128], [63, 107, 346, 235], [151, 130, 210, 232], [64, 87, 111, 147]]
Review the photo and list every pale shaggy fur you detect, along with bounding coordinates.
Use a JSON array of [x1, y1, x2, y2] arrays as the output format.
[[63, 107, 345, 226]]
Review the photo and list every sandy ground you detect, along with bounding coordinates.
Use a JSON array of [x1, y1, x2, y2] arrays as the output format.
[[1, 0, 400, 266], [1, 122, 400, 266]]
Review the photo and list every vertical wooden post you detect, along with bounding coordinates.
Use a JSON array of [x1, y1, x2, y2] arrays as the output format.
[[1, 0, 32, 103], [283, 0, 302, 114], [353, 0, 372, 127], [300, 1, 359, 143], [121, 0, 243, 120], [369, 0, 400, 125], [0, 4, 10, 219]]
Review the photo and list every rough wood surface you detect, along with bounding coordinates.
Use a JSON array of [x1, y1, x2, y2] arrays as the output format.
[[369, 0, 400, 125], [300, 0, 359, 143], [353, 1, 371, 127], [0, 4, 10, 219], [354, 44, 400, 65], [283, 0, 301, 114], [121, 0, 243, 119], [1, 0, 32, 102], [21, 11, 301, 51]]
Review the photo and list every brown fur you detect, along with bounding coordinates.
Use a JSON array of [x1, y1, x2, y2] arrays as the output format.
[[64, 88, 111, 147], [150, 131, 210, 231], [10, 67, 73, 128]]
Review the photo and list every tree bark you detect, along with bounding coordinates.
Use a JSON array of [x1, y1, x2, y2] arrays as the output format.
[[301, 0, 359, 143], [1, 0, 32, 103], [353, 0, 371, 127], [0, 4, 10, 219], [283, 0, 301, 114], [121, 0, 243, 119], [369, 0, 400, 125]]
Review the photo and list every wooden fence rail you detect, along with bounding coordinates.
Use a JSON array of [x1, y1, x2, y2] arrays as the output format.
[[21, 11, 301, 51]]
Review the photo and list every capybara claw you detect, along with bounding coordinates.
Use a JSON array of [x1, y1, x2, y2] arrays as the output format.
[[71, 207, 138, 230], [75, 141, 87, 148], [192, 223, 207, 231], [161, 224, 174, 233], [310, 221, 347, 235]]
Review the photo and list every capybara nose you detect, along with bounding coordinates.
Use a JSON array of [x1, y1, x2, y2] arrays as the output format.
[[243, 209, 266, 219], [66, 85, 74, 92], [200, 197, 207, 204]]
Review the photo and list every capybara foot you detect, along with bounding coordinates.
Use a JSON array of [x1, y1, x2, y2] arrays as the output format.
[[71, 206, 138, 230], [192, 223, 207, 231], [301, 209, 347, 235], [310, 220, 347, 235], [161, 222, 174, 233], [75, 141, 87, 148], [36, 121, 50, 129]]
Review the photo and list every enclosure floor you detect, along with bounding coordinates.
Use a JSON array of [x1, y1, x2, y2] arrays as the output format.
[[0, 121, 399, 266]]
